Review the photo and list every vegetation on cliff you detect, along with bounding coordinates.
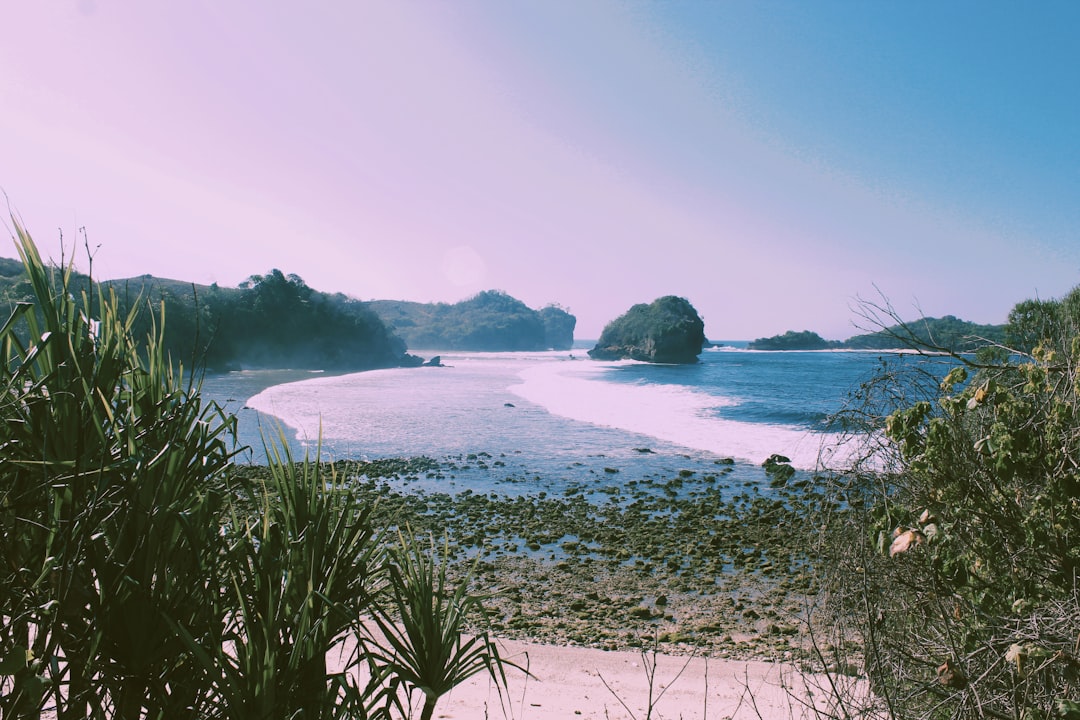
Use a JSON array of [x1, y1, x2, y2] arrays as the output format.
[[749, 315, 1008, 352], [748, 329, 842, 351], [538, 303, 577, 350], [588, 295, 706, 363], [3, 256, 579, 370], [369, 290, 576, 351], [1, 261, 419, 371], [113, 270, 418, 370]]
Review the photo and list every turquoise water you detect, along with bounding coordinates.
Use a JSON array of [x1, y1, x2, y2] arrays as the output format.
[[199, 347, 948, 496]]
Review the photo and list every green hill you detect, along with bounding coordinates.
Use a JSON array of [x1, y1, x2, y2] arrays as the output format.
[[369, 291, 576, 351], [1, 261, 417, 371], [1, 257, 577, 368]]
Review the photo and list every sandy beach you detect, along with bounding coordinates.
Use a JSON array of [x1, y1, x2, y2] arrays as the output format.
[[411, 636, 859, 720]]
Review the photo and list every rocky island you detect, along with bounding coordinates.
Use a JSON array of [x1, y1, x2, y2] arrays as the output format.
[[588, 295, 706, 363]]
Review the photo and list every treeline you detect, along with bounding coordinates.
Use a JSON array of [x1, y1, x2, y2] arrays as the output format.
[[369, 290, 576, 351], [1, 258, 577, 369], [749, 315, 1008, 352], [110, 270, 417, 371], [1, 263, 417, 371]]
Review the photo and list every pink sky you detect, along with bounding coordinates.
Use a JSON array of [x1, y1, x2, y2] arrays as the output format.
[[3, 2, 1078, 340]]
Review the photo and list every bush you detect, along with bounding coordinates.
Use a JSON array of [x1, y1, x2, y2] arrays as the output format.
[[819, 303, 1080, 719]]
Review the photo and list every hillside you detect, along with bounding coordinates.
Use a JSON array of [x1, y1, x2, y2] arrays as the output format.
[[369, 291, 576, 351], [1, 258, 577, 367], [1, 261, 417, 371]]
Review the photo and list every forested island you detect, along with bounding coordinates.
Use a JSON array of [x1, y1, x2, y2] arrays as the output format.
[[588, 295, 706, 363], [368, 291, 575, 351], [749, 315, 1009, 352]]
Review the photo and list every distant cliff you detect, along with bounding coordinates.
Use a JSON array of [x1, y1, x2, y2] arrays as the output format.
[[588, 296, 705, 363], [749, 316, 1007, 352], [369, 291, 576, 351]]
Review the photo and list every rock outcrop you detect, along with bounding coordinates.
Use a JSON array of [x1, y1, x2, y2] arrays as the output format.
[[588, 296, 706, 364]]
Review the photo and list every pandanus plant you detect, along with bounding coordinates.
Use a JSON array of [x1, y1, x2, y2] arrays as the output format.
[[1, 218, 518, 719], [365, 530, 522, 720], [180, 436, 391, 720], [0, 220, 237, 718]]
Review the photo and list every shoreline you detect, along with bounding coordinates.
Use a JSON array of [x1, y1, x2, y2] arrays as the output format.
[[338, 634, 862, 719]]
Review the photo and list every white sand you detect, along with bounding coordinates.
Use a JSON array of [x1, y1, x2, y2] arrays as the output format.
[[417, 637, 861, 720]]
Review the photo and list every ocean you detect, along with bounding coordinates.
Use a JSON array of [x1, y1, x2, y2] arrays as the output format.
[[200, 344, 945, 497]]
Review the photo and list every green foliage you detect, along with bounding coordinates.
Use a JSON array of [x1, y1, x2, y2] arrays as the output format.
[[589, 296, 705, 363], [105, 268, 412, 371], [365, 530, 516, 720], [0, 221, 238, 718], [748, 330, 841, 351], [823, 290, 1080, 719], [746, 316, 1007, 353], [1, 223, 512, 719], [370, 290, 573, 351], [183, 436, 385, 720], [539, 303, 576, 350], [1005, 287, 1080, 355], [844, 315, 1007, 351]]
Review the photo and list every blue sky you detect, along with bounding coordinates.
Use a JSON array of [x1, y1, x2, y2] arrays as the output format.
[[2, 1, 1078, 340]]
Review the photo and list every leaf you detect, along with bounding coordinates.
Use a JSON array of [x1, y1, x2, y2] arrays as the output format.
[[1005, 643, 1026, 676], [889, 529, 925, 557], [1056, 699, 1080, 720], [936, 659, 967, 689], [0, 646, 29, 674]]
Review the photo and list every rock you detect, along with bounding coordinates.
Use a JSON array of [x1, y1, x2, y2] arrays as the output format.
[[588, 296, 706, 363], [540, 304, 577, 350], [422, 355, 444, 367]]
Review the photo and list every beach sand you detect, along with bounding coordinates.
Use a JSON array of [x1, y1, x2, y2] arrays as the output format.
[[413, 636, 858, 720]]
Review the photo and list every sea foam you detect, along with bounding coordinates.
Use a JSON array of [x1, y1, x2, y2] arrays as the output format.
[[510, 359, 843, 470]]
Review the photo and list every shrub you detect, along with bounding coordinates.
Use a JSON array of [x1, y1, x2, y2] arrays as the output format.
[[820, 302, 1080, 719]]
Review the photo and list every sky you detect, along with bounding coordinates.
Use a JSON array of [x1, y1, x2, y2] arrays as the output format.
[[2, 1, 1079, 341]]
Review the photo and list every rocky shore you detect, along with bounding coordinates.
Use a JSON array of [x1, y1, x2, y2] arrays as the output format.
[[232, 453, 839, 664]]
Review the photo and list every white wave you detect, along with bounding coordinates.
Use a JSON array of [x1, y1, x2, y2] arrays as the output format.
[[245, 352, 868, 471], [510, 360, 846, 470]]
